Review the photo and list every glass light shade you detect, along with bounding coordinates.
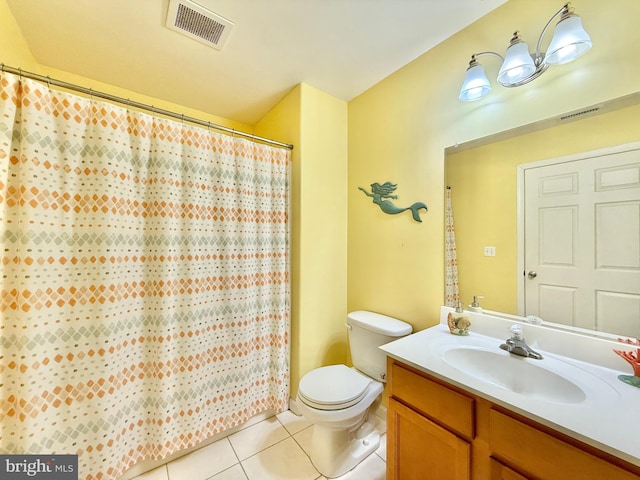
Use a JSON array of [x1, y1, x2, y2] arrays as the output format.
[[459, 63, 491, 102], [497, 41, 536, 86], [544, 15, 592, 65]]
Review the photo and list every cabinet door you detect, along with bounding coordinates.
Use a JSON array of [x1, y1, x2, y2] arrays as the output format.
[[490, 458, 529, 480], [489, 409, 640, 480], [387, 398, 470, 480]]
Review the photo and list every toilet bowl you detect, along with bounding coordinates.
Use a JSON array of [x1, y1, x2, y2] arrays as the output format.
[[296, 311, 412, 478]]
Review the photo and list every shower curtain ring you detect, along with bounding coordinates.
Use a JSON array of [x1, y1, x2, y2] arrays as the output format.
[[151, 106, 157, 129]]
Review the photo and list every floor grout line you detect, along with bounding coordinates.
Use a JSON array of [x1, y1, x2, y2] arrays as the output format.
[[132, 412, 386, 480]]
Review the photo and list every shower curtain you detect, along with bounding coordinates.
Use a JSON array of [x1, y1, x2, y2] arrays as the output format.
[[445, 187, 459, 307], [0, 72, 290, 480]]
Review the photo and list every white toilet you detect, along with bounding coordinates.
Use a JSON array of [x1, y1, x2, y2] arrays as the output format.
[[296, 310, 412, 478]]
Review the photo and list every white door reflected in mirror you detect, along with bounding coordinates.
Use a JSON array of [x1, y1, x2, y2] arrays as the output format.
[[522, 147, 640, 338]]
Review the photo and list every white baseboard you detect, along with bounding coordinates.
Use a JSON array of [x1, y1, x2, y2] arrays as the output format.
[[288, 397, 302, 416]]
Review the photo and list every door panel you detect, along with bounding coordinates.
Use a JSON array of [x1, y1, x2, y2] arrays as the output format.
[[524, 147, 640, 337]]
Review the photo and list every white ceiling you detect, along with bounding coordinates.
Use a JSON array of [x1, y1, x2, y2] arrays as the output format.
[[7, 0, 507, 125]]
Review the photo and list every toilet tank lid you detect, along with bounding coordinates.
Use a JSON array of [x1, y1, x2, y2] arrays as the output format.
[[347, 311, 412, 337]]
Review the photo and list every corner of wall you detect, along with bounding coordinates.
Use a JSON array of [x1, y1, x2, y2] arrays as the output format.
[[257, 83, 349, 398], [1, 0, 38, 68]]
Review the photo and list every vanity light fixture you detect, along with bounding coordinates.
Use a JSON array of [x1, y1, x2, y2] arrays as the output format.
[[458, 3, 592, 102]]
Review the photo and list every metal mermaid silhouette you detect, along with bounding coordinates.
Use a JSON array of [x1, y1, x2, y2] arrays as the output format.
[[358, 182, 428, 222]]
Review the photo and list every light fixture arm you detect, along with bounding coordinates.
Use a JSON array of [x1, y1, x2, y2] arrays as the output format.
[[534, 3, 571, 64], [470, 51, 505, 64]]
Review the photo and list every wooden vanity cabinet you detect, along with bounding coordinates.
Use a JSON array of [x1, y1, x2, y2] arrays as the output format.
[[386, 357, 640, 480], [489, 458, 528, 480], [386, 358, 474, 480], [387, 398, 471, 479]]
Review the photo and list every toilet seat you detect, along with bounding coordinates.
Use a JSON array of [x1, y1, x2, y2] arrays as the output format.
[[298, 364, 372, 411]]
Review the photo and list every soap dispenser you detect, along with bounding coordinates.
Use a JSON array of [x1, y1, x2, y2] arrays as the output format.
[[447, 301, 471, 336], [468, 295, 484, 313]]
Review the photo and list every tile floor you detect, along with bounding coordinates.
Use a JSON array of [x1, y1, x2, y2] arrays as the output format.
[[132, 410, 386, 480]]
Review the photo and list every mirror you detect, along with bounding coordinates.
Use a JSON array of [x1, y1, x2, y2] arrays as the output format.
[[445, 93, 640, 339]]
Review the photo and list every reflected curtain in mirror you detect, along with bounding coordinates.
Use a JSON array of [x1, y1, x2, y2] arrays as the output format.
[[445, 187, 459, 307]]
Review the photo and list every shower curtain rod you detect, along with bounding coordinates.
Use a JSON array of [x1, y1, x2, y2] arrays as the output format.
[[0, 63, 294, 150]]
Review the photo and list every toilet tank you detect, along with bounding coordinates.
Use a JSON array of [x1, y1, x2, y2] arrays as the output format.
[[347, 311, 412, 383]]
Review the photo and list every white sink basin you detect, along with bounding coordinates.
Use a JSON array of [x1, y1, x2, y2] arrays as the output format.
[[432, 336, 619, 405], [443, 347, 586, 403]]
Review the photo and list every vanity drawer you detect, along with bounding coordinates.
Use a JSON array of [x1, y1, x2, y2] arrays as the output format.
[[389, 361, 474, 439], [489, 408, 640, 480]]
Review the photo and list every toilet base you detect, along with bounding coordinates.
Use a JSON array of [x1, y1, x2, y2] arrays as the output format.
[[309, 418, 381, 478]]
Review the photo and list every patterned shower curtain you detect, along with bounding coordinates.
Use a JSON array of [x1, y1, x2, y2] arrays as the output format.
[[445, 187, 459, 307], [0, 72, 290, 480]]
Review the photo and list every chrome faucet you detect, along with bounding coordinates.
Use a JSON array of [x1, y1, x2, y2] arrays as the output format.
[[500, 324, 543, 360]]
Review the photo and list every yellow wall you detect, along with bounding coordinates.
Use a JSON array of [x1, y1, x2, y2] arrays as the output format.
[[0, 0, 34, 68], [348, 0, 640, 332], [296, 84, 348, 384], [255, 85, 349, 397], [446, 103, 640, 314]]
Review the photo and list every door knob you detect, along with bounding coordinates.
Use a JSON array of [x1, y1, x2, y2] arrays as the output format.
[[527, 271, 537, 279]]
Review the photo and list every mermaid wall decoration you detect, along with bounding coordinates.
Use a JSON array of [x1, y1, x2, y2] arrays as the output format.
[[358, 182, 428, 222]]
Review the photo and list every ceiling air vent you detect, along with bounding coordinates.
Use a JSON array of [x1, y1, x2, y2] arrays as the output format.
[[166, 0, 234, 50]]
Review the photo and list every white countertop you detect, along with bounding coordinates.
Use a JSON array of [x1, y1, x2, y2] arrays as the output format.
[[380, 307, 640, 467]]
